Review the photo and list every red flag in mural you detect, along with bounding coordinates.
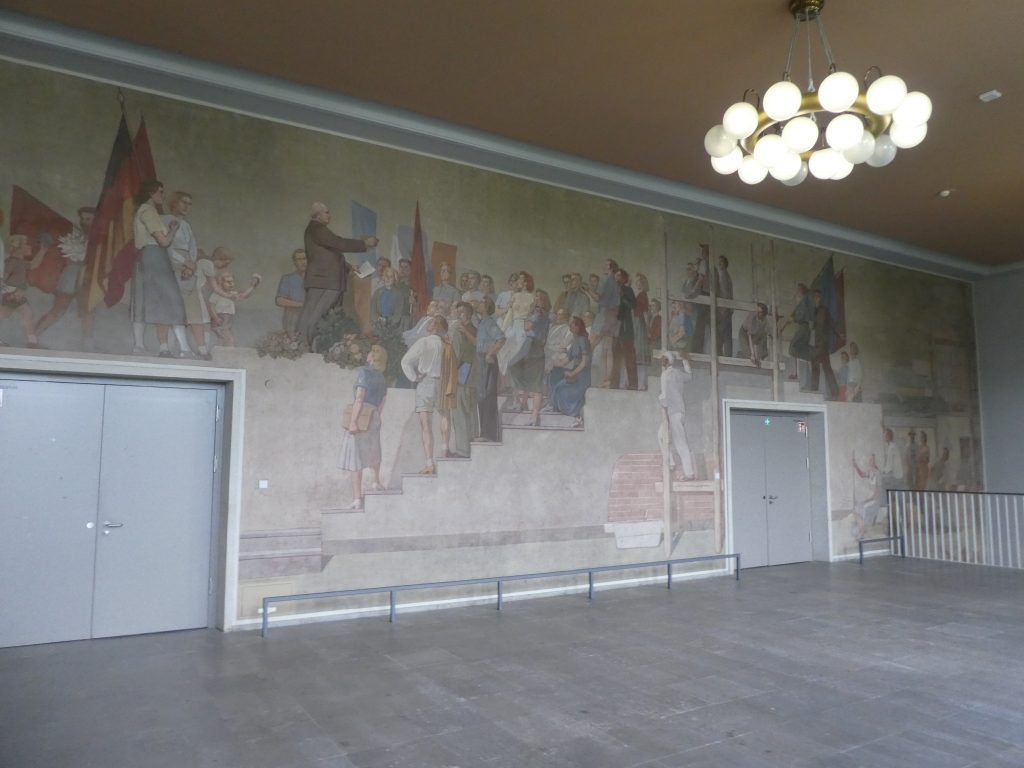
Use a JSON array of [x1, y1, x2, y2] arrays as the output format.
[[409, 202, 429, 316], [80, 114, 133, 311], [97, 118, 157, 308], [9, 185, 73, 294]]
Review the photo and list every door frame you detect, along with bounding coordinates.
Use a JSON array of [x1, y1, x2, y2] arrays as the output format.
[[722, 399, 834, 564], [0, 352, 246, 631]]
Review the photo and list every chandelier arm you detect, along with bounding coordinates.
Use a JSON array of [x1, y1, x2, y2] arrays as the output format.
[[805, 16, 816, 91], [783, 16, 800, 80], [815, 16, 837, 72]]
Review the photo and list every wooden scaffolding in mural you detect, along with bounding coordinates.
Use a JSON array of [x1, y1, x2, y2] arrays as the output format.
[[659, 233, 783, 558]]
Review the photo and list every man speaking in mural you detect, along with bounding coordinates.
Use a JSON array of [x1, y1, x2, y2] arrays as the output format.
[[297, 202, 379, 348]]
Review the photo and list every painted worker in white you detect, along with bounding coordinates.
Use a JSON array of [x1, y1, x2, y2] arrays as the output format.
[[658, 350, 695, 481]]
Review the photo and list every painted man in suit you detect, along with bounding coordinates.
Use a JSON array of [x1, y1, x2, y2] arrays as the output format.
[[296, 202, 379, 347]]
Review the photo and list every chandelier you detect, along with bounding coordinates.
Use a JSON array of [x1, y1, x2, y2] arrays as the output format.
[[703, 0, 932, 185]]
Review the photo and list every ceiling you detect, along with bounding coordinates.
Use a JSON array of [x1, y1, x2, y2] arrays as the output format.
[[2, 0, 1022, 267]]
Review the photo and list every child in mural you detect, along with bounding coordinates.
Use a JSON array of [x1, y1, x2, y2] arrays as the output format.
[[340, 344, 388, 509], [205, 247, 260, 348], [551, 315, 592, 428], [0, 234, 47, 348]]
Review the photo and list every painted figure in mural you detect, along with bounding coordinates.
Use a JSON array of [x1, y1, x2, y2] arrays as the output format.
[[275, 248, 307, 336], [903, 430, 917, 485], [402, 299, 441, 346], [852, 451, 885, 537], [33, 206, 94, 344], [610, 268, 638, 390], [714, 254, 734, 357], [209, 267, 260, 348], [340, 344, 388, 509], [401, 314, 455, 474], [561, 272, 591, 319], [809, 289, 839, 400], [449, 301, 479, 457], [647, 298, 662, 351], [879, 428, 905, 491], [494, 272, 518, 321], [837, 350, 850, 400], [681, 260, 709, 354], [474, 296, 505, 442], [129, 179, 188, 357], [788, 282, 813, 384], [496, 271, 536, 379], [930, 446, 950, 490], [552, 273, 572, 315], [739, 302, 770, 367], [590, 259, 621, 388], [0, 234, 46, 348], [659, 350, 695, 481], [370, 267, 410, 333], [845, 341, 863, 402], [160, 191, 211, 358], [551, 315, 592, 428], [297, 202, 378, 348], [585, 273, 601, 311], [915, 431, 931, 491], [668, 300, 687, 351], [633, 273, 651, 391], [544, 308, 573, 406], [479, 274, 496, 305], [461, 270, 484, 305], [508, 289, 551, 426], [431, 261, 461, 306]]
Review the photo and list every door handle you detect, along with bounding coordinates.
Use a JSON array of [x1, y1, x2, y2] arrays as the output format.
[[768, 495, 778, 500], [103, 521, 124, 529]]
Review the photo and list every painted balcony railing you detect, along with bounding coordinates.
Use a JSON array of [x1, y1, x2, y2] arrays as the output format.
[[887, 490, 1024, 568]]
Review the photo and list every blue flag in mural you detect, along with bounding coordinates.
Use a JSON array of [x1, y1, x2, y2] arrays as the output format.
[[810, 255, 846, 353], [350, 201, 377, 265]]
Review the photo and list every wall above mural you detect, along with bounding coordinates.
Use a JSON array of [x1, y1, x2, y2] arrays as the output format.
[[0, 60, 983, 622]]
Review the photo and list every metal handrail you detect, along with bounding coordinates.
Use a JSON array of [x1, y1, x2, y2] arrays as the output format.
[[260, 553, 741, 637]]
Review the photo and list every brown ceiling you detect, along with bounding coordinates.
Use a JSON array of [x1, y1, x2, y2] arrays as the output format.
[[4, 0, 1023, 266]]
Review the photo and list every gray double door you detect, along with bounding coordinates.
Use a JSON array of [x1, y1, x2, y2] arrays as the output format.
[[731, 411, 813, 569], [0, 374, 221, 647]]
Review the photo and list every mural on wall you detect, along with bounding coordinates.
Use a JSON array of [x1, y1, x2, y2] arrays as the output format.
[[0, 62, 983, 617]]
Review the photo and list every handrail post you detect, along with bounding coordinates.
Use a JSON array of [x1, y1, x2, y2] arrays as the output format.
[[588, 571, 594, 601], [497, 580, 503, 611], [667, 562, 673, 589], [735, 553, 741, 580], [389, 590, 396, 623], [858, 540, 864, 564], [261, 598, 270, 638], [899, 534, 906, 558]]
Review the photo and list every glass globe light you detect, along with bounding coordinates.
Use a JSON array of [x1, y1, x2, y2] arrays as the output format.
[[865, 134, 897, 167], [866, 75, 907, 115], [753, 133, 787, 168], [808, 148, 843, 179], [769, 150, 803, 182], [830, 157, 855, 180], [764, 81, 803, 121], [711, 146, 743, 175], [737, 155, 768, 185], [842, 132, 876, 164], [889, 121, 928, 149], [704, 125, 737, 158], [825, 114, 865, 151], [781, 162, 809, 186], [818, 71, 860, 113], [782, 116, 819, 153], [892, 91, 932, 128], [722, 101, 760, 140]]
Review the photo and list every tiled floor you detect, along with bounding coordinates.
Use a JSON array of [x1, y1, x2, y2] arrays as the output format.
[[4, 559, 1024, 767]]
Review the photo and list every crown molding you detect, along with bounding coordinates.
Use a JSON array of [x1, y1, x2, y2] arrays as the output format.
[[0, 10, 997, 282]]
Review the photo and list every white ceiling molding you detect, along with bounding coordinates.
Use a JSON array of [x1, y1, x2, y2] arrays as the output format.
[[0, 10, 992, 281]]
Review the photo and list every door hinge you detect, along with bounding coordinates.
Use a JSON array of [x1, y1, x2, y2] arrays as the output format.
[[209, 577, 214, 595], [213, 455, 219, 473], [806, 457, 809, 469], [215, 406, 221, 423]]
